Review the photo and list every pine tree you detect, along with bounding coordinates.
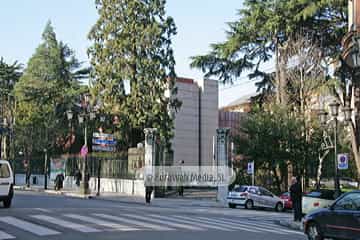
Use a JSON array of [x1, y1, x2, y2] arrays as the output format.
[[88, 0, 180, 149], [190, 0, 347, 105], [15, 21, 84, 158]]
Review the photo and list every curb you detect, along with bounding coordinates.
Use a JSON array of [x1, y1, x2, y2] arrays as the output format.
[[90, 195, 225, 208], [274, 220, 303, 231], [15, 186, 225, 208]]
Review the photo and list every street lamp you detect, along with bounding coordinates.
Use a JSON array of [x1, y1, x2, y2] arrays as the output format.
[[318, 100, 342, 198], [318, 109, 328, 126]]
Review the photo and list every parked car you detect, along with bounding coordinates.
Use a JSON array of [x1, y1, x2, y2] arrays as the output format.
[[280, 192, 292, 209], [302, 189, 338, 215], [303, 191, 360, 240], [0, 160, 14, 208], [227, 185, 284, 212]]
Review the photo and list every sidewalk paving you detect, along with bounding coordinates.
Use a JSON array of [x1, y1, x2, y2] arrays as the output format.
[[14, 185, 225, 208], [273, 219, 303, 231]]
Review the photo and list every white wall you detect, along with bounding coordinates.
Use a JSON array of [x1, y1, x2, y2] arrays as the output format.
[[15, 174, 145, 196]]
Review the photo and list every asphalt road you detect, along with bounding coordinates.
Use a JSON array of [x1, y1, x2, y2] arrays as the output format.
[[0, 191, 307, 240]]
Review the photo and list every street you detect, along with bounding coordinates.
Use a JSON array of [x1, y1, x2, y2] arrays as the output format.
[[0, 191, 306, 240]]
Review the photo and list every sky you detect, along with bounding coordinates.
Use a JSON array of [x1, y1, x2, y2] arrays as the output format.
[[0, 0, 259, 107]]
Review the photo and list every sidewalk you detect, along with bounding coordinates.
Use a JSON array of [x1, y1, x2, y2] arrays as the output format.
[[14, 185, 225, 208], [274, 219, 303, 231]]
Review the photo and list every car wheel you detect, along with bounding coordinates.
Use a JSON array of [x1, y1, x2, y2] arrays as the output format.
[[245, 200, 253, 209], [228, 203, 236, 208], [306, 222, 323, 240], [275, 202, 284, 212], [3, 198, 11, 208]]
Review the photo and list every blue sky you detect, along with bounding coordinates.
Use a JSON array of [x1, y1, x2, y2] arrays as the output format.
[[0, 0, 258, 107]]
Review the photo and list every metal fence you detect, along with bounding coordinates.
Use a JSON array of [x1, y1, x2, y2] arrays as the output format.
[[65, 152, 133, 179]]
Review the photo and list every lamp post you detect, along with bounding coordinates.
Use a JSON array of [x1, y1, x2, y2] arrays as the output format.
[[96, 114, 106, 197], [318, 100, 353, 198], [329, 100, 341, 198], [66, 94, 96, 196], [44, 148, 48, 190]]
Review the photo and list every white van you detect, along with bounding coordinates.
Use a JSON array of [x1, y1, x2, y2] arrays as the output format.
[[0, 160, 14, 208]]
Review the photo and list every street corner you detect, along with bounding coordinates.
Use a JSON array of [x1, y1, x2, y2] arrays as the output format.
[[274, 219, 303, 232]]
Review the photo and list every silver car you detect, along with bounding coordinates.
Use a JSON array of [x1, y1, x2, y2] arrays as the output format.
[[227, 185, 284, 212]]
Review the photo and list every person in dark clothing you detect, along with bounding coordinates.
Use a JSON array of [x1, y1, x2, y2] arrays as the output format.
[[54, 173, 64, 191], [75, 169, 82, 187], [145, 186, 153, 204], [178, 160, 185, 197], [290, 176, 303, 222]]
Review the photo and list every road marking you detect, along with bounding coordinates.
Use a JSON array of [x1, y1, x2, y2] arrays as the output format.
[[31, 215, 101, 233], [196, 216, 285, 234], [194, 216, 266, 233], [122, 214, 203, 231], [0, 231, 15, 240], [34, 208, 53, 213], [218, 218, 304, 235], [64, 214, 138, 231], [174, 215, 246, 232], [149, 215, 226, 231], [93, 214, 174, 231], [0, 217, 60, 236]]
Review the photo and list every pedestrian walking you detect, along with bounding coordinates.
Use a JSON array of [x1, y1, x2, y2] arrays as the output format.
[[290, 176, 302, 222], [145, 186, 153, 204], [54, 173, 65, 191], [75, 169, 81, 187], [178, 160, 185, 197]]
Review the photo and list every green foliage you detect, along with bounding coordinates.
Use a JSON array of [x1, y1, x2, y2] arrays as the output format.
[[235, 105, 323, 192], [88, 0, 180, 150], [14, 21, 85, 159], [190, 0, 347, 90]]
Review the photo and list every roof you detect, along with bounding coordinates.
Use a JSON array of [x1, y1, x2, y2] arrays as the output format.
[[223, 93, 257, 108]]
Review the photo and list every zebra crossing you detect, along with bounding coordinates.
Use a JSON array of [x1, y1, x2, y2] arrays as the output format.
[[0, 212, 304, 239]]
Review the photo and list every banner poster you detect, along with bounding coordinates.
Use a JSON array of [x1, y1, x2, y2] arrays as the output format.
[[50, 157, 66, 181]]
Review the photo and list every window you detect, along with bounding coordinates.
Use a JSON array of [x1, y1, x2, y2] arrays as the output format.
[[260, 188, 273, 197], [249, 187, 258, 194], [0, 164, 10, 178], [234, 186, 248, 192], [334, 193, 360, 211]]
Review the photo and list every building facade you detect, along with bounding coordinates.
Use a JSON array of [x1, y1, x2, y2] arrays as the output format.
[[172, 77, 218, 166]]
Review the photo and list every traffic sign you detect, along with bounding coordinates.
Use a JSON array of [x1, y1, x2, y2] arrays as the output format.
[[247, 162, 254, 175], [338, 153, 349, 170], [80, 145, 88, 157]]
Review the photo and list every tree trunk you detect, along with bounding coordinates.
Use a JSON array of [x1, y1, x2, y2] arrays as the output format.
[[279, 53, 288, 105], [275, 40, 281, 104], [272, 166, 282, 193], [316, 149, 330, 190]]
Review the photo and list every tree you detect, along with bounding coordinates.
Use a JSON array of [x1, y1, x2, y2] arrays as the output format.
[[236, 105, 322, 193], [190, 0, 347, 106], [88, 0, 180, 150], [14, 21, 85, 163], [0, 58, 22, 160]]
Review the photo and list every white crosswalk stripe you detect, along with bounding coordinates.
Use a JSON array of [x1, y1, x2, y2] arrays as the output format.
[[0, 217, 60, 236], [93, 214, 175, 231], [31, 215, 101, 233], [0, 213, 302, 239], [64, 214, 139, 231], [195, 216, 286, 234], [122, 214, 203, 231], [148, 214, 234, 231], [174, 215, 252, 232], [0, 231, 15, 240], [218, 218, 304, 235]]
